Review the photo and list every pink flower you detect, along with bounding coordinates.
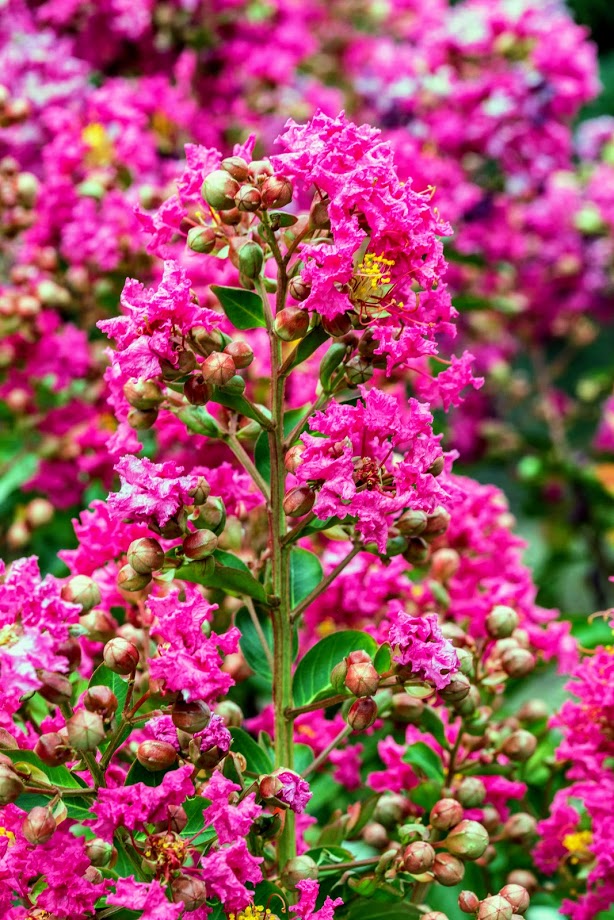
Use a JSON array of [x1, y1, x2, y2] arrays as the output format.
[[388, 607, 459, 689], [202, 771, 262, 845], [107, 878, 183, 920], [107, 455, 200, 528], [204, 839, 263, 911], [291, 879, 343, 920], [272, 770, 312, 814]]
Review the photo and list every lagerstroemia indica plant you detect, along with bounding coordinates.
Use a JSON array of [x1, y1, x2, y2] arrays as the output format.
[[0, 106, 586, 920]]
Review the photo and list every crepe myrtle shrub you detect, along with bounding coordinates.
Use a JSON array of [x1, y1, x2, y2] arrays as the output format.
[[0, 112, 582, 920]]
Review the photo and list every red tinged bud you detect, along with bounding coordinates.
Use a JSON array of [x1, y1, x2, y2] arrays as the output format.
[[0, 763, 25, 804], [459, 891, 481, 913], [184, 374, 212, 406], [422, 914, 449, 920], [189, 326, 226, 357], [403, 840, 435, 873], [281, 855, 318, 889], [477, 896, 513, 920], [445, 819, 489, 860], [456, 777, 486, 808], [247, 160, 273, 183], [61, 575, 100, 612], [55, 636, 82, 671], [503, 813, 536, 844], [501, 647, 535, 678], [187, 226, 217, 254], [128, 537, 165, 575], [283, 486, 315, 517], [127, 407, 158, 430], [424, 506, 451, 537], [221, 156, 249, 181], [506, 871, 538, 894], [224, 340, 254, 369], [427, 456, 445, 477], [345, 661, 379, 697], [439, 674, 471, 703], [289, 276, 311, 302], [202, 170, 240, 210], [117, 564, 151, 593], [362, 822, 389, 849], [214, 700, 243, 727], [309, 197, 330, 228], [347, 696, 378, 731], [433, 853, 465, 886], [183, 529, 218, 560], [517, 700, 549, 723], [172, 699, 211, 734], [486, 605, 519, 639], [274, 306, 310, 341], [22, 806, 56, 845], [501, 730, 537, 762], [391, 693, 424, 724], [171, 876, 208, 910], [86, 838, 115, 867], [103, 637, 139, 675], [83, 686, 118, 718], [235, 184, 262, 212], [35, 732, 71, 767], [201, 351, 236, 387], [430, 798, 463, 831], [499, 885, 530, 914], [322, 313, 353, 337], [136, 740, 178, 772], [80, 609, 117, 643], [258, 773, 284, 800], [37, 671, 72, 705], [284, 444, 305, 473], [430, 548, 460, 582], [66, 710, 105, 752], [261, 175, 293, 209]]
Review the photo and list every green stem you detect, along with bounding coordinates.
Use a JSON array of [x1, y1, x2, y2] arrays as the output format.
[[226, 434, 271, 499]]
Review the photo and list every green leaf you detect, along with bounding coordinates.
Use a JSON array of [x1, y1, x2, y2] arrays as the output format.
[[229, 727, 274, 775], [178, 405, 221, 437], [177, 551, 267, 603], [124, 759, 173, 787], [209, 387, 269, 425], [0, 453, 37, 506], [305, 845, 354, 866], [290, 547, 323, 607], [211, 285, 266, 330], [319, 343, 347, 393], [419, 707, 449, 750], [402, 741, 445, 782], [347, 899, 421, 920], [293, 630, 378, 707], [89, 664, 130, 713], [235, 606, 273, 680], [4, 748, 87, 790], [268, 211, 298, 228], [294, 743, 314, 774], [409, 778, 445, 812], [373, 644, 392, 674], [288, 325, 329, 369], [255, 405, 312, 480]]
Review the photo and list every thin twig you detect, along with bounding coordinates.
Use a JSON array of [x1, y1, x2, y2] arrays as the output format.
[[301, 725, 351, 778], [226, 435, 270, 500]]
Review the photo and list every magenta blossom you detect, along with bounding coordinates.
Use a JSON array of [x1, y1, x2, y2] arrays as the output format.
[[388, 607, 459, 688]]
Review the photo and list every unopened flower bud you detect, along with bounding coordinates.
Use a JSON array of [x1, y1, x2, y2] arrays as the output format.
[[289, 276, 311, 301], [427, 456, 445, 477], [345, 661, 379, 697], [187, 226, 217, 253], [160, 350, 196, 381], [128, 537, 165, 575], [430, 548, 460, 582], [238, 240, 264, 279], [486, 605, 519, 639], [215, 700, 243, 727], [445, 819, 489, 860], [433, 853, 465, 886], [309, 197, 330, 228], [345, 355, 373, 385], [517, 700, 549, 723], [499, 885, 530, 914], [362, 822, 389, 849], [66, 710, 105, 752], [284, 444, 305, 473], [0, 763, 25, 804], [61, 575, 100, 612], [403, 840, 435, 873], [219, 374, 246, 395], [86, 837, 115, 867], [171, 875, 208, 910], [501, 647, 535, 678], [193, 496, 225, 532], [506, 871, 537, 894], [202, 170, 240, 210], [439, 674, 471, 703], [123, 378, 164, 410], [477, 896, 513, 920], [430, 798, 463, 831], [172, 699, 211, 734], [201, 351, 236, 386], [103, 637, 139, 675], [187, 476, 211, 507], [391, 693, 424, 724], [456, 777, 486, 808], [183, 529, 218, 560], [80, 609, 117, 643], [35, 732, 71, 767], [283, 486, 315, 517], [189, 326, 226, 357], [347, 696, 378, 731], [330, 660, 348, 693], [221, 156, 249, 181], [117, 564, 151, 593], [224, 340, 254, 369], [501, 730, 537, 762], [402, 537, 430, 565], [397, 510, 428, 536], [459, 891, 481, 913], [261, 175, 293, 209], [424, 506, 451, 537], [274, 306, 310, 341], [248, 159, 273, 183], [83, 686, 118, 718], [127, 407, 158, 430], [281, 855, 318, 889], [322, 313, 353, 337], [137, 740, 178, 772], [184, 374, 212, 406], [502, 813, 536, 844], [23, 806, 56, 845], [37, 671, 73, 705], [235, 184, 262, 212], [25, 497, 54, 528]]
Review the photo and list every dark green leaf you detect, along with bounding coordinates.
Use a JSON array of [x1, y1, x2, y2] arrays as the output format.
[[229, 727, 273, 775], [305, 845, 354, 866], [293, 630, 379, 707], [89, 664, 130, 713], [289, 325, 329, 369], [419, 707, 449, 751], [211, 285, 266, 330], [177, 552, 267, 603], [124, 759, 174, 787], [235, 606, 273, 680], [294, 743, 314, 774], [319, 343, 347, 393], [178, 405, 221, 437], [290, 547, 323, 607], [373, 644, 392, 674], [402, 741, 445, 782], [5, 748, 87, 790]]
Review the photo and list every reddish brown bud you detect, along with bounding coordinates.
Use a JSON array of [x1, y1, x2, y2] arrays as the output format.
[[274, 306, 310, 341], [422, 914, 449, 920], [127, 407, 158, 430], [433, 853, 465, 886], [184, 374, 212, 406], [427, 456, 445, 477], [219, 206, 242, 225], [103, 637, 139, 675], [23, 806, 56, 845], [258, 773, 284, 800], [128, 537, 165, 575], [362, 822, 389, 849], [235, 184, 262, 212], [202, 170, 240, 210], [0, 729, 18, 750], [423, 506, 451, 537], [223, 340, 254, 369], [0, 763, 25, 804], [501, 730, 537, 762], [347, 696, 378, 731], [56, 636, 82, 671], [502, 813, 536, 844], [309, 197, 330, 228], [37, 671, 72, 705], [248, 159, 273, 183], [345, 661, 379, 697], [430, 548, 460, 582], [171, 875, 208, 910], [201, 351, 236, 387], [153, 803, 188, 834], [486, 605, 519, 639], [83, 686, 118, 718], [281, 855, 318, 889], [117, 564, 151, 593], [499, 885, 530, 914], [456, 777, 486, 808], [261, 175, 293, 209], [459, 891, 481, 913], [403, 840, 435, 873], [137, 740, 178, 772], [501, 648, 535, 678], [187, 226, 217, 254], [347, 650, 374, 665], [61, 575, 100, 612], [477, 896, 513, 920], [445, 819, 489, 860], [439, 674, 471, 703], [172, 699, 211, 734], [159, 350, 196, 381], [322, 313, 353, 337], [506, 871, 538, 894], [214, 700, 243, 727], [183, 529, 218, 560], [189, 326, 226, 357], [391, 693, 424, 724], [66, 710, 105, 751], [221, 156, 250, 181], [430, 798, 464, 831], [85, 837, 115, 867], [35, 732, 71, 767], [284, 444, 305, 473], [289, 276, 311, 302], [283, 486, 315, 517], [80, 609, 117, 643]]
